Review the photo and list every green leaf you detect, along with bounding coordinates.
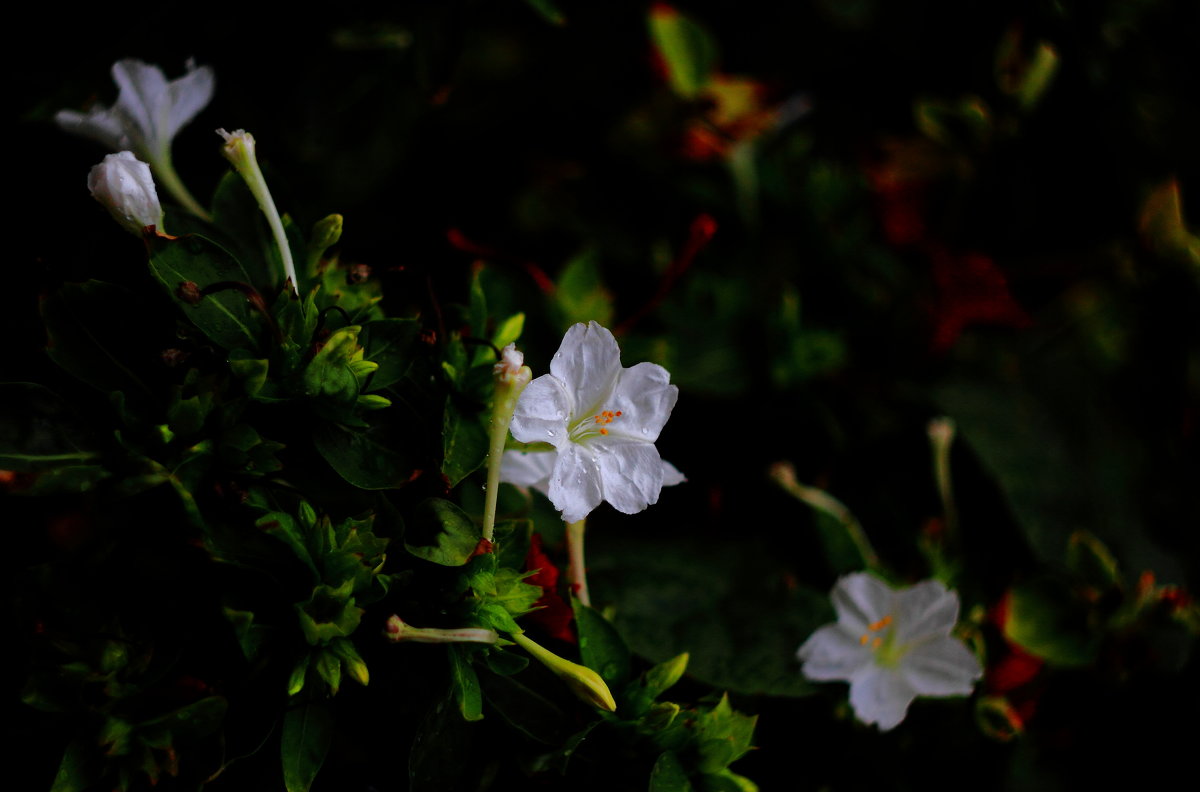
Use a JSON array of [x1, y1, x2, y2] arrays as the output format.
[[303, 325, 375, 403], [281, 701, 333, 792], [361, 318, 421, 391], [409, 692, 475, 791], [591, 536, 822, 698], [50, 741, 91, 792], [694, 695, 757, 775], [147, 234, 265, 351], [554, 248, 613, 328], [477, 668, 570, 745], [41, 280, 154, 396], [648, 4, 718, 98], [295, 580, 364, 644], [312, 420, 415, 489], [448, 645, 484, 721], [0, 383, 98, 471], [573, 600, 632, 690], [442, 402, 489, 488], [211, 170, 280, 292], [257, 512, 319, 578], [1004, 578, 1099, 668], [650, 751, 695, 792], [405, 498, 481, 566]]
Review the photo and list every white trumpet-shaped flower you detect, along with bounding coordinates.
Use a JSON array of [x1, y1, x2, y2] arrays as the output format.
[[56, 59, 214, 162], [507, 321, 680, 523], [798, 572, 982, 731], [87, 152, 163, 235], [501, 448, 684, 501], [57, 59, 214, 219]]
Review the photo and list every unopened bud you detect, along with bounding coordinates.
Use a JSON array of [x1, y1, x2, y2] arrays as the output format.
[[511, 632, 617, 712], [88, 152, 164, 235]]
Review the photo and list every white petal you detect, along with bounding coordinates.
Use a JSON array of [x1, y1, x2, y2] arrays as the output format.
[[510, 375, 572, 446], [548, 444, 603, 523], [798, 624, 870, 682], [549, 322, 622, 417], [595, 438, 664, 515], [164, 63, 215, 139], [111, 59, 168, 151], [55, 108, 127, 151], [660, 459, 686, 486], [499, 450, 554, 496], [848, 666, 916, 731], [895, 580, 959, 644], [900, 636, 981, 697], [607, 362, 678, 443], [87, 152, 162, 234], [831, 573, 894, 633]]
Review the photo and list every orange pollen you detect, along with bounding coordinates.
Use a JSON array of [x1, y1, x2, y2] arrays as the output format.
[[600, 428, 608, 435], [872, 637, 883, 650], [860, 634, 870, 645], [868, 615, 893, 632], [592, 410, 621, 427]]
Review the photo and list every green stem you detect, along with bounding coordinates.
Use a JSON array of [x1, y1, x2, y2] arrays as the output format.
[[152, 153, 212, 222], [566, 519, 590, 606], [770, 462, 881, 571], [218, 130, 298, 295], [482, 348, 530, 542]]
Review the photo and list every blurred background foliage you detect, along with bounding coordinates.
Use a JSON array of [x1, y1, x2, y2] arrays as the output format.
[[7, 0, 1200, 789]]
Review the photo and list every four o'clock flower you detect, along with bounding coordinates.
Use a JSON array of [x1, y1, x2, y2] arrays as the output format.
[[508, 321, 680, 524], [56, 59, 214, 219], [501, 447, 685, 501], [798, 572, 982, 731], [87, 152, 164, 235]]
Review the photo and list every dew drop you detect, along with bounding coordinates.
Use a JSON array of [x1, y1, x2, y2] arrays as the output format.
[[547, 430, 556, 437], [640, 428, 649, 435]]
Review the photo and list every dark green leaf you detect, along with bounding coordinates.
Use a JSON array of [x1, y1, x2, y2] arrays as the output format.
[[648, 4, 717, 98], [1004, 578, 1099, 668], [0, 383, 98, 471], [554, 248, 613, 328], [649, 751, 695, 792], [477, 668, 570, 745], [448, 645, 484, 721], [361, 318, 421, 391], [442, 402, 488, 488], [148, 234, 265, 351], [405, 498, 480, 566], [41, 280, 155, 396], [409, 692, 475, 792], [281, 701, 333, 792], [50, 741, 91, 792], [313, 420, 415, 489], [573, 600, 632, 690]]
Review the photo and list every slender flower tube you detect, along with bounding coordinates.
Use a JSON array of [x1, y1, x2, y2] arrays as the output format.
[[56, 59, 214, 220], [87, 152, 164, 235], [798, 572, 982, 731], [383, 615, 498, 645], [217, 128, 299, 295]]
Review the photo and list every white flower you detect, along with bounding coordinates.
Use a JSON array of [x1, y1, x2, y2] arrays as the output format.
[[798, 572, 982, 731], [501, 448, 685, 500], [507, 321, 680, 523], [87, 152, 163, 235], [56, 59, 214, 163]]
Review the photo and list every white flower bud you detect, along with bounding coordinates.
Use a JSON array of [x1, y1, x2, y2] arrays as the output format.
[[87, 152, 164, 235]]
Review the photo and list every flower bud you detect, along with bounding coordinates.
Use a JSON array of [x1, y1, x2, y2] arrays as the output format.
[[87, 152, 163, 235], [383, 615, 499, 645], [493, 343, 532, 386]]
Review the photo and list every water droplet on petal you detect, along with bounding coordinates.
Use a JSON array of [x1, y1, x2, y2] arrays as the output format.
[[640, 427, 649, 435], [547, 430, 556, 437]]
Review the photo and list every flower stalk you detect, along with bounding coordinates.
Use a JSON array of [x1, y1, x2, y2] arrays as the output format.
[[383, 615, 498, 645], [510, 631, 615, 712], [217, 128, 299, 295], [566, 519, 590, 607], [482, 344, 532, 542], [769, 461, 881, 571]]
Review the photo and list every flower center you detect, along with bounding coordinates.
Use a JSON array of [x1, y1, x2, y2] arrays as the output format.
[[859, 614, 905, 666], [569, 410, 622, 443]]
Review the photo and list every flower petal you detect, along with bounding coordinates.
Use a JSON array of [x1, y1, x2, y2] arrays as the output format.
[[831, 573, 894, 633], [595, 438, 665, 515], [548, 444, 603, 524], [549, 322, 622, 418], [895, 579, 959, 644], [607, 362, 678, 443], [661, 459, 687, 486], [798, 624, 871, 681], [164, 62, 215, 139], [510, 375, 572, 446], [848, 666, 916, 731], [500, 450, 555, 496], [111, 59, 168, 152], [55, 108, 126, 151], [900, 636, 981, 697]]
